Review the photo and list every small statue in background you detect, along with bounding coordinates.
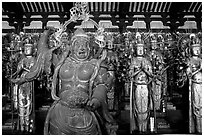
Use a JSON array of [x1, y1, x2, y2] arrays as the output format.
[[105, 33, 119, 112], [149, 34, 165, 111]]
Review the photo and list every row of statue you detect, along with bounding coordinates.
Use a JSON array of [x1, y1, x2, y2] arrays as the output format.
[[2, 2, 202, 135], [2, 27, 202, 134]]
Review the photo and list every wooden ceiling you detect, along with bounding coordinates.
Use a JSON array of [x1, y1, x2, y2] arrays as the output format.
[[2, 2, 202, 33], [2, 2, 201, 16]]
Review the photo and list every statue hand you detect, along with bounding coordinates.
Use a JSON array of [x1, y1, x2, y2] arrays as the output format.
[[9, 78, 20, 84], [86, 98, 100, 111]]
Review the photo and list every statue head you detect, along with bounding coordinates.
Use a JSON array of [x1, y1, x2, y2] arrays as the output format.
[[191, 44, 201, 56], [19, 32, 25, 39], [71, 28, 90, 61], [15, 35, 21, 42], [190, 33, 196, 40], [150, 34, 157, 50], [61, 31, 69, 42], [136, 43, 145, 56], [24, 43, 33, 56], [135, 32, 142, 44]]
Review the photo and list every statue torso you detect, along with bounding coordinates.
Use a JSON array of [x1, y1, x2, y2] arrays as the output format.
[[149, 50, 164, 73], [21, 57, 35, 72], [19, 56, 35, 84], [189, 57, 202, 72], [132, 57, 151, 84], [58, 57, 97, 106], [50, 58, 100, 133]]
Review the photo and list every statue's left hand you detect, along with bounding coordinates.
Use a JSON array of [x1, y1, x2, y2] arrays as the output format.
[[86, 98, 100, 111]]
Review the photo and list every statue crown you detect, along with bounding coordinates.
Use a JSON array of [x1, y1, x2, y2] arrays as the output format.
[[72, 28, 89, 40]]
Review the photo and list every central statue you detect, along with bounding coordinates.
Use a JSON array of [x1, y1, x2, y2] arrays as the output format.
[[10, 2, 118, 134], [44, 28, 117, 135]]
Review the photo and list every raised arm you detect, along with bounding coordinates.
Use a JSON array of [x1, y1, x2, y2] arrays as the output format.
[[10, 28, 56, 85]]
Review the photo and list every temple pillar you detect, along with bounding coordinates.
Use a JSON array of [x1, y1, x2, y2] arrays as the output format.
[[194, 14, 202, 31], [144, 14, 151, 32]]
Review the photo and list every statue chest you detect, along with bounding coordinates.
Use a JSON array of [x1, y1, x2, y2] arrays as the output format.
[[22, 57, 35, 69], [133, 58, 143, 70], [189, 58, 201, 69], [59, 60, 95, 81]]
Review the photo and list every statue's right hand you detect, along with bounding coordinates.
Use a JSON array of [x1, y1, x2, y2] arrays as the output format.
[[86, 98, 100, 111]]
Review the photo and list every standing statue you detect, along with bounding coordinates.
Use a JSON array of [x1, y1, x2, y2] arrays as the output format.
[[157, 34, 168, 112], [187, 42, 202, 134], [10, 43, 36, 132], [10, 2, 118, 133], [45, 28, 117, 135], [129, 40, 153, 133], [149, 34, 166, 111], [11, 27, 118, 135], [105, 33, 118, 111]]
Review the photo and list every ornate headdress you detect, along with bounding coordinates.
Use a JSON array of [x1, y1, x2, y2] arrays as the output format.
[[136, 43, 145, 47], [71, 28, 90, 46], [95, 27, 106, 48], [190, 33, 196, 39], [191, 43, 201, 47]]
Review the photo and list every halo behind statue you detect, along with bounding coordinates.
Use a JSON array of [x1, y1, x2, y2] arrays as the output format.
[[62, 2, 99, 33], [54, 2, 101, 48]]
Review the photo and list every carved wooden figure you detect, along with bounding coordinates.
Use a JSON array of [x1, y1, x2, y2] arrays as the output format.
[[129, 42, 152, 133], [10, 43, 36, 132], [187, 42, 202, 134]]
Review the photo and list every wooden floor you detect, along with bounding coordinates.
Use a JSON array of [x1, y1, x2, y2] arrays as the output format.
[[2, 96, 198, 135], [2, 108, 193, 135]]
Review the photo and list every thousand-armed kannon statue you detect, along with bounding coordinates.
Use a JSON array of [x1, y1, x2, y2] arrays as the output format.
[[10, 2, 118, 135], [129, 34, 153, 133], [187, 34, 202, 134], [10, 42, 36, 132]]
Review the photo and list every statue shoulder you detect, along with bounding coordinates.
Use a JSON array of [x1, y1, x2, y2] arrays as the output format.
[[89, 58, 98, 64], [89, 58, 108, 70], [143, 57, 152, 66], [100, 60, 108, 69]]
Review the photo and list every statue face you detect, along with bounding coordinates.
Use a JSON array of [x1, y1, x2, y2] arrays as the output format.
[[61, 32, 68, 42], [136, 46, 144, 56], [24, 45, 33, 56], [72, 38, 90, 60], [192, 46, 201, 56]]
